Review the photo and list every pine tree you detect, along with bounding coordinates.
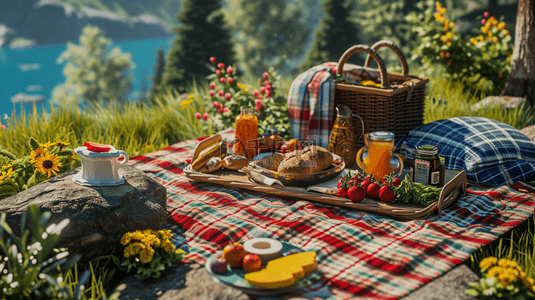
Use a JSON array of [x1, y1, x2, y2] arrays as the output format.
[[225, 0, 310, 77], [299, 0, 360, 72], [150, 48, 165, 101], [162, 0, 235, 93]]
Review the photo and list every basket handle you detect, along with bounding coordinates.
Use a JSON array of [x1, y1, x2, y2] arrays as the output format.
[[337, 45, 389, 87], [364, 40, 409, 77]]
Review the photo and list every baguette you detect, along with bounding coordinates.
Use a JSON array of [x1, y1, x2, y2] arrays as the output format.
[[277, 146, 333, 174]]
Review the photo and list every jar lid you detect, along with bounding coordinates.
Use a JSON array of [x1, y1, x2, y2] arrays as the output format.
[[417, 145, 438, 156], [369, 131, 394, 141]]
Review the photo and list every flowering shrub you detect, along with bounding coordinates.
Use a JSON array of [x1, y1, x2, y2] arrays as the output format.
[[409, 2, 513, 96], [195, 57, 291, 138], [466, 257, 535, 299], [0, 204, 90, 299], [119, 229, 185, 279], [0, 138, 78, 200]]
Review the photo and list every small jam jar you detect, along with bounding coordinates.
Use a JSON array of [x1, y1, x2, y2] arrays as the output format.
[[412, 145, 441, 186]]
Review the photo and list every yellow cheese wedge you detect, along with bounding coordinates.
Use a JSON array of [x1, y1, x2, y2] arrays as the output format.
[[244, 270, 296, 289], [267, 251, 317, 274], [244, 251, 317, 289]]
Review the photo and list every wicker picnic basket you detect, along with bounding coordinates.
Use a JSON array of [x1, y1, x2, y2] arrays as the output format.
[[334, 41, 427, 149]]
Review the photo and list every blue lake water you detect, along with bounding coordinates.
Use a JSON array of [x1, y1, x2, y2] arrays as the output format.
[[0, 37, 174, 118]]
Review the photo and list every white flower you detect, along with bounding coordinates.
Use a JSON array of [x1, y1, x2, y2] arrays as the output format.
[[57, 276, 63, 283], [9, 282, 18, 288], [41, 232, 48, 240], [6, 273, 12, 283], [39, 273, 45, 279]]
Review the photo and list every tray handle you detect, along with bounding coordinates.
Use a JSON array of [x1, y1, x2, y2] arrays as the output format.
[[436, 171, 467, 215], [337, 45, 389, 87], [364, 40, 409, 77]]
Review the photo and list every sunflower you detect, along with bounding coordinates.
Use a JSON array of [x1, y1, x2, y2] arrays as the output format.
[[29, 147, 49, 164], [34, 152, 62, 177], [55, 140, 70, 150], [41, 141, 57, 148]]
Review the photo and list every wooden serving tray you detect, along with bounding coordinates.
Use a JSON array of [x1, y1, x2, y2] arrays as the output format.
[[184, 164, 467, 220]]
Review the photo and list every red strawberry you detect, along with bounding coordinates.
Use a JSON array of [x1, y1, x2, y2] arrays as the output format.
[[392, 177, 401, 187], [337, 188, 348, 198], [379, 185, 396, 202], [366, 182, 380, 199], [348, 186, 366, 202]]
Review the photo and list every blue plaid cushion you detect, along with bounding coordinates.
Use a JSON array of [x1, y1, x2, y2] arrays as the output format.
[[395, 117, 535, 186]]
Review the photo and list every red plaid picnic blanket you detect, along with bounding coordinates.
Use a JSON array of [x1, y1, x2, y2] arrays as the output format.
[[130, 130, 535, 300]]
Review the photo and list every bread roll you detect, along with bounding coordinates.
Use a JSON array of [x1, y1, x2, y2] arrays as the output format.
[[277, 146, 333, 174], [256, 153, 286, 171]]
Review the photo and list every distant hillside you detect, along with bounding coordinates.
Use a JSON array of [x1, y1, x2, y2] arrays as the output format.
[[0, 0, 183, 47]]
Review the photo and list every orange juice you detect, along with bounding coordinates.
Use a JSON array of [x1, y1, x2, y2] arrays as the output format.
[[365, 140, 393, 180], [356, 131, 404, 180], [234, 107, 258, 159]]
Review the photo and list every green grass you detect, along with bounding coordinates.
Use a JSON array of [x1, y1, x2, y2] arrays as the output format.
[[424, 77, 533, 129]]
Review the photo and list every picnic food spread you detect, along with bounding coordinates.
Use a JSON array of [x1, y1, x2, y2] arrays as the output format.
[[206, 238, 318, 290]]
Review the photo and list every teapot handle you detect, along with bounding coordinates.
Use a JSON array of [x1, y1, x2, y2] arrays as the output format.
[[118, 151, 129, 165]]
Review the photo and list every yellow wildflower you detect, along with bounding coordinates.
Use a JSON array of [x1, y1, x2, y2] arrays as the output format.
[[481, 26, 488, 34], [439, 52, 445, 59], [445, 52, 451, 58], [478, 35, 485, 41], [440, 35, 448, 42], [129, 242, 145, 256], [507, 57, 511, 64], [470, 37, 477, 45], [487, 266, 502, 279], [446, 32, 452, 38], [34, 152, 62, 177], [444, 23, 449, 31], [492, 36, 498, 43], [480, 257, 498, 270], [131, 231, 145, 241], [30, 147, 49, 164], [435, 2, 442, 11], [162, 240, 175, 252], [447, 41, 451, 46], [488, 31, 493, 40], [434, 13, 445, 23], [449, 22, 454, 29], [141, 234, 160, 247], [139, 246, 155, 264], [492, 18, 498, 26], [187, 94, 195, 99], [504, 30, 510, 36], [498, 258, 518, 268], [497, 22, 506, 30], [120, 232, 133, 246], [180, 99, 193, 110]]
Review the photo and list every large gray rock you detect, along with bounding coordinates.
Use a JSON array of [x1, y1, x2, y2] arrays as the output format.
[[0, 165, 167, 261], [401, 264, 479, 300], [520, 125, 535, 143], [114, 263, 251, 300], [471, 95, 528, 110]]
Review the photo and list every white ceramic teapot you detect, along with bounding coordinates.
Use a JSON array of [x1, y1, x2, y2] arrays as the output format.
[[72, 145, 129, 186]]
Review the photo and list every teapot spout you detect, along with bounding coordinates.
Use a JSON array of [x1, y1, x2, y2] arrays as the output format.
[[335, 104, 352, 117]]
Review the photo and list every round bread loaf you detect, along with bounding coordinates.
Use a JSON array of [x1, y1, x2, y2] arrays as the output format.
[[277, 146, 333, 174]]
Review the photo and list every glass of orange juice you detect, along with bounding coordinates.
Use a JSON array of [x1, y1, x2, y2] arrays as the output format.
[[356, 132, 403, 180]]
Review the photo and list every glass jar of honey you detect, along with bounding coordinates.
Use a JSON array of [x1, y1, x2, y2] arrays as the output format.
[[234, 107, 258, 159]]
